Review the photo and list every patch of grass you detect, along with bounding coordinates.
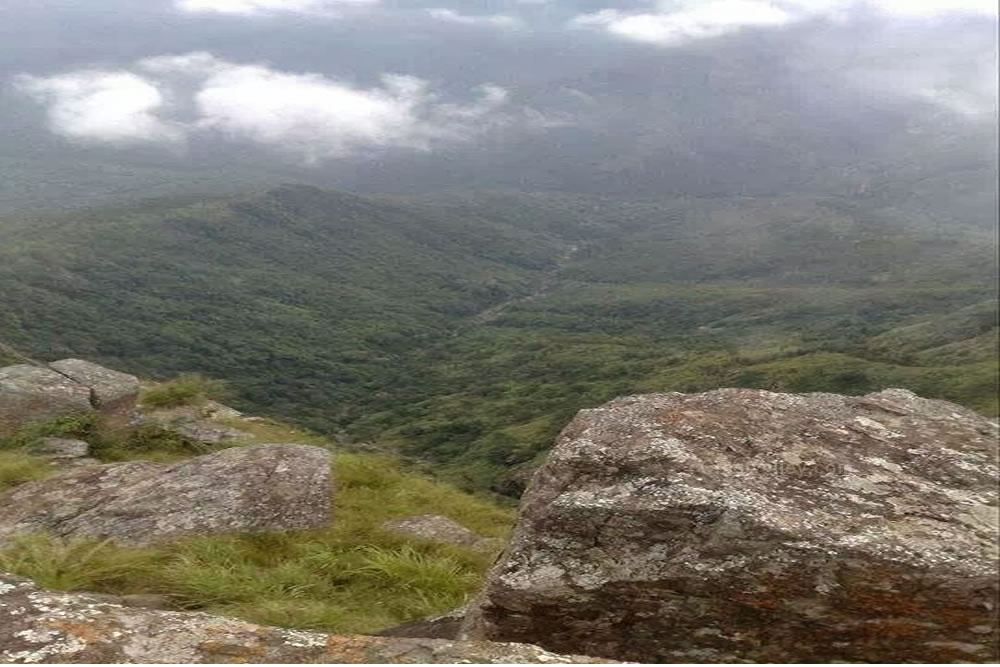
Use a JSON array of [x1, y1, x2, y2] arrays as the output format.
[[0, 535, 163, 592], [0, 445, 514, 636], [0, 412, 99, 452], [90, 424, 218, 463], [142, 373, 230, 409], [0, 451, 51, 491]]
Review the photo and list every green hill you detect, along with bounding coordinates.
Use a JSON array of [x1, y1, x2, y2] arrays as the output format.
[[1, 185, 996, 494]]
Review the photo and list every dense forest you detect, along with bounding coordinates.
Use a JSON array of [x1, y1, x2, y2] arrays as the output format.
[[1, 185, 996, 495]]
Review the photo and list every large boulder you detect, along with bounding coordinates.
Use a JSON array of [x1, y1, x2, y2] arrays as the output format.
[[49, 358, 140, 429], [0, 444, 332, 545], [0, 365, 93, 437], [461, 388, 1000, 663], [0, 573, 611, 664]]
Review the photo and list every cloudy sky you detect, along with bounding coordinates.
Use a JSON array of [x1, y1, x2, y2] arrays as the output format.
[[1, 0, 997, 199]]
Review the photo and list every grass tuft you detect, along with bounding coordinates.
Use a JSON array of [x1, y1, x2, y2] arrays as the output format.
[[0, 535, 163, 592], [142, 373, 230, 409], [0, 451, 51, 492]]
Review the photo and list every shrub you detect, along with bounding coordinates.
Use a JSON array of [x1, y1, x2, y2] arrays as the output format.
[[142, 373, 230, 409], [0, 413, 98, 452], [90, 424, 214, 462]]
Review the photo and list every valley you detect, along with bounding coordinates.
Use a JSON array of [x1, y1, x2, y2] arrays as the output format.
[[1, 185, 996, 496]]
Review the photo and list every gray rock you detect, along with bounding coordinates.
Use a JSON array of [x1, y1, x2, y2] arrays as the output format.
[[0, 444, 332, 545], [0, 573, 611, 664], [202, 400, 243, 420], [376, 606, 467, 640], [118, 593, 176, 610], [0, 365, 93, 437], [382, 514, 486, 548], [171, 420, 251, 443], [29, 437, 90, 459], [462, 388, 1000, 664], [49, 359, 140, 430]]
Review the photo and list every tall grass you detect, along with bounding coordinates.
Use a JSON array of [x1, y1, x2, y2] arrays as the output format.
[[0, 448, 514, 635], [0, 451, 50, 491]]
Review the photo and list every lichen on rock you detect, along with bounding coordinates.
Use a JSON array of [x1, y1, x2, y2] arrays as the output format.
[[0, 444, 333, 545], [462, 388, 1000, 663], [0, 573, 611, 664]]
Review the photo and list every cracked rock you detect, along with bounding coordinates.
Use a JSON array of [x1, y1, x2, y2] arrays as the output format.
[[462, 388, 1000, 663]]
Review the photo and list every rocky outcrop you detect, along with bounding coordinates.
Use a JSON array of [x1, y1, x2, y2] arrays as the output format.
[[0, 444, 332, 545], [0, 573, 611, 664], [0, 365, 92, 437], [48, 359, 140, 430], [382, 514, 495, 550], [0, 359, 142, 437], [462, 388, 1000, 663]]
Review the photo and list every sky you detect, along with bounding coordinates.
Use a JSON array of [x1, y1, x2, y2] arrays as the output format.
[[1, 0, 997, 199]]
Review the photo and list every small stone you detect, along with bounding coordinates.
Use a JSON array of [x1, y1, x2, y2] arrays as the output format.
[[171, 420, 250, 443], [382, 515, 486, 548], [30, 437, 90, 459]]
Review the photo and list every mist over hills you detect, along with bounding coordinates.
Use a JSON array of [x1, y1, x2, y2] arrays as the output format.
[[1, 0, 997, 214], [0, 0, 996, 493]]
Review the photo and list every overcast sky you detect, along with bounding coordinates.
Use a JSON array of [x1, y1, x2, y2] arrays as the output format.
[[2, 0, 997, 198]]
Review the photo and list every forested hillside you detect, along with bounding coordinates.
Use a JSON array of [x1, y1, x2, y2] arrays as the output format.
[[1, 185, 996, 494]]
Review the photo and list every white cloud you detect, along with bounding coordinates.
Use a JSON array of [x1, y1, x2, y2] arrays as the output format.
[[174, 0, 376, 16], [138, 52, 231, 77], [426, 8, 522, 28], [13, 71, 181, 144], [573, 0, 997, 46], [14, 53, 539, 162], [573, 1, 792, 45], [194, 67, 431, 159], [867, 0, 998, 17]]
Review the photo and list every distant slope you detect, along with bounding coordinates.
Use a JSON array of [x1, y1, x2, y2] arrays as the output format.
[[1, 186, 996, 494], [0, 186, 569, 426]]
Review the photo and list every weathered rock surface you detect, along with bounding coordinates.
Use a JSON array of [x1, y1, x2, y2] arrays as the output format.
[[49, 359, 140, 429], [28, 437, 90, 460], [382, 514, 487, 548], [0, 365, 92, 437], [139, 401, 252, 443], [376, 606, 467, 640], [171, 420, 251, 443], [0, 444, 332, 545], [0, 573, 610, 664], [462, 388, 1000, 663]]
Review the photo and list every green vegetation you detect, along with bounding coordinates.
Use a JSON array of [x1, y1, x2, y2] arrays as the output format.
[[142, 373, 231, 409], [0, 412, 98, 452], [0, 451, 50, 492], [0, 411, 213, 464], [0, 419, 513, 635], [1, 186, 996, 495]]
